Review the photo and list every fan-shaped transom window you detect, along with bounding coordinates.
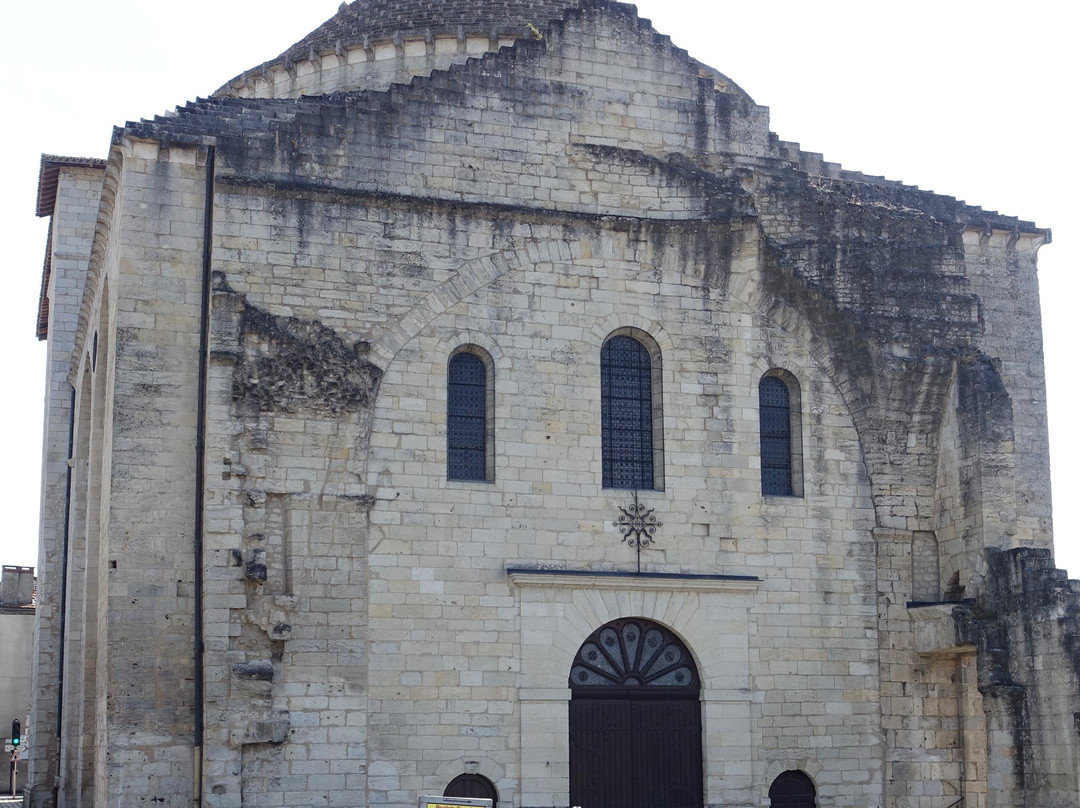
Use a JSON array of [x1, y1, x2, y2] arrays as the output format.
[[570, 618, 697, 690]]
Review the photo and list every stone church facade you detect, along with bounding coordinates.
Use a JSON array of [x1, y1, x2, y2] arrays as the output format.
[[30, 2, 1080, 807]]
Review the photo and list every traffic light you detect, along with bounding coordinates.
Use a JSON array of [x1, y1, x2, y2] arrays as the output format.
[[10, 720, 19, 748]]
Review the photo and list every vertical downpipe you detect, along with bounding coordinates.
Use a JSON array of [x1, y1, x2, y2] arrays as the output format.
[[193, 145, 216, 808], [55, 383, 76, 805]]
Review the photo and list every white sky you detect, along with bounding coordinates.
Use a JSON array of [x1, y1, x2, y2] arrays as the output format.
[[1, 0, 1077, 576]]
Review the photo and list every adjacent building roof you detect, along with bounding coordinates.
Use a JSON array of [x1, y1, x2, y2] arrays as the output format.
[[35, 155, 106, 340], [35, 155, 105, 219]]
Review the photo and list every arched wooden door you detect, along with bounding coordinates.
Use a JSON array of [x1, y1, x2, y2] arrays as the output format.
[[569, 618, 703, 808], [445, 773, 498, 807], [769, 770, 816, 808]]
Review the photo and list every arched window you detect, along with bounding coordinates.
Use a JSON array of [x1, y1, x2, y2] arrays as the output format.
[[447, 349, 493, 482], [758, 372, 802, 497], [444, 773, 498, 807], [601, 333, 662, 490], [769, 770, 816, 808]]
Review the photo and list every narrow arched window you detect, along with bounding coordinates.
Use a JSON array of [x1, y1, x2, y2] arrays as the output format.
[[448, 350, 492, 481], [759, 372, 802, 497], [601, 334, 660, 490]]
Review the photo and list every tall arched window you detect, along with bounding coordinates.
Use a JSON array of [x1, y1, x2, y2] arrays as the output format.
[[601, 333, 662, 490], [758, 371, 802, 497], [447, 349, 493, 482]]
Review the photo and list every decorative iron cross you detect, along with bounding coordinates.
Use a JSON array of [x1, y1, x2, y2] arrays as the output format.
[[616, 492, 662, 571]]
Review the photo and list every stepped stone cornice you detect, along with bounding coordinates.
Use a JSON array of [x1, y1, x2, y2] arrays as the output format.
[[217, 0, 585, 96]]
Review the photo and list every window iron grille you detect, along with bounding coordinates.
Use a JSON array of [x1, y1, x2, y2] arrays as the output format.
[[601, 336, 653, 490], [759, 376, 792, 496], [448, 352, 487, 481]]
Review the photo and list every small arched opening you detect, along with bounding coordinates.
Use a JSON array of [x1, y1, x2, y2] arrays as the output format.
[[769, 770, 816, 808], [444, 773, 498, 807]]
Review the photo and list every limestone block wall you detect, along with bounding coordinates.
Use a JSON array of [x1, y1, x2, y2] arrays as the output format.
[[200, 281, 381, 807], [199, 165, 887, 804], [958, 548, 1080, 807], [125, 0, 1050, 585], [878, 529, 990, 808], [60, 362, 94, 807], [30, 163, 102, 808], [215, 0, 595, 97], [60, 163, 132, 806], [42, 142, 207, 808], [96, 142, 206, 807], [354, 210, 879, 804], [957, 229, 1052, 552]]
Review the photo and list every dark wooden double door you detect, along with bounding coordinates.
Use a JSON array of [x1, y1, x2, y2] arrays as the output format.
[[569, 692, 703, 808]]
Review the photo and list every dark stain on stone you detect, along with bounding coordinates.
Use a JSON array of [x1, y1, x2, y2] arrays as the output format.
[[956, 353, 1013, 445], [955, 547, 1080, 793], [232, 659, 274, 681]]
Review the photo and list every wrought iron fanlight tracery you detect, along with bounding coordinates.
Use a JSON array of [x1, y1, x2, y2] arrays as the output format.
[[569, 619, 697, 690]]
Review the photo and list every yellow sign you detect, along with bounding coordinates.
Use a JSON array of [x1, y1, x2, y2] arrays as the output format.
[[419, 797, 492, 808]]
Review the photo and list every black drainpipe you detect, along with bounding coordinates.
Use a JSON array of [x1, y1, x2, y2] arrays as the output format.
[[54, 383, 76, 805], [193, 144, 216, 807]]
